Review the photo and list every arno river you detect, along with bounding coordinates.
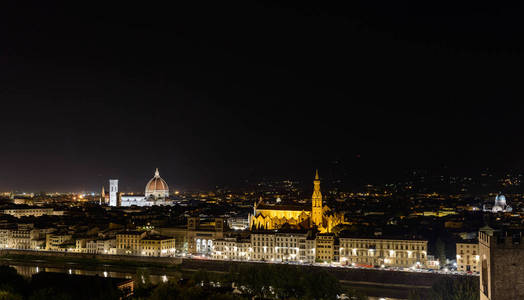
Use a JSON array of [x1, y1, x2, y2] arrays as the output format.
[[1, 258, 405, 300]]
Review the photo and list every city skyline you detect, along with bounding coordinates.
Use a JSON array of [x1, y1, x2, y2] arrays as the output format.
[[3, 2, 524, 299], [2, 165, 524, 194]]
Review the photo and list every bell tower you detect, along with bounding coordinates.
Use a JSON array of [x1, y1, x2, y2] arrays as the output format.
[[311, 170, 323, 227], [109, 179, 118, 207], [100, 186, 105, 205]]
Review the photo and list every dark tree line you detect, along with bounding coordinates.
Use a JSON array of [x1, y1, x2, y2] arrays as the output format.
[[134, 264, 353, 300], [408, 276, 479, 300], [227, 264, 344, 299]]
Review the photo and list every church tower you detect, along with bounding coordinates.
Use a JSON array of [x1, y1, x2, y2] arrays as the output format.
[[100, 186, 105, 205], [109, 179, 118, 207], [311, 169, 323, 227]]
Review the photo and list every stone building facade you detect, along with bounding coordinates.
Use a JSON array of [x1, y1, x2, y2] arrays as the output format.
[[479, 227, 524, 300], [116, 231, 147, 255], [339, 237, 427, 268], [212, 237, 251, 261], [316, 233, 335, 262], [456, 241, 479, 273], [140, 235, 176, 257], [244, 229, 316, 263]]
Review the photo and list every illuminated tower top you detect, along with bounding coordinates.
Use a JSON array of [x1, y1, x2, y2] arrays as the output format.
[[313, 169, 321, 200], [311, 169, 323, 227]]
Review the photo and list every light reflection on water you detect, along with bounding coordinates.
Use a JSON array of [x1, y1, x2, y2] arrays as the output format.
[[10, 264, 171, 285], [9, 264, 405, 300]]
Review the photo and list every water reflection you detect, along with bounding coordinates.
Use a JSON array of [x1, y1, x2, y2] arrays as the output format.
[[9, 264, 405, 300], [10, 264, 171, 284]]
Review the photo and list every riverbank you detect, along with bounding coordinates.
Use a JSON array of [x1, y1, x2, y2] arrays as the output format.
[[0, 249, 464, 299], [1, 258, 412, 299]]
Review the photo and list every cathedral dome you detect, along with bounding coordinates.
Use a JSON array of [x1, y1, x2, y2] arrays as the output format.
[[495, 194, 506, 206], [145, 168, 169, 199]]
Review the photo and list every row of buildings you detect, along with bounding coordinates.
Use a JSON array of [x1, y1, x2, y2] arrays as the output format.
[[213, 228, 428, 267], [4, 218, 524, 299], [0, 223, 177, 257], [0, 218, 429, 268], [2, 207, 63, 218], [0, 171, 431, 268]]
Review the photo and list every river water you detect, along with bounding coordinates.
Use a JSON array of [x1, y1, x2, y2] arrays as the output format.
[[2, 259, 405, 299]]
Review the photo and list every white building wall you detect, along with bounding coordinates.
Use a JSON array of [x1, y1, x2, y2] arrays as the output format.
[[109, 179, 118, 207]]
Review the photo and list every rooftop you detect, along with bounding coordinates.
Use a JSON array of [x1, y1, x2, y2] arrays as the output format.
[[141, 234, 173, 241], [256, 203, 310, 211], [116, 231, 144, 236], [338, 231, 427, 242]]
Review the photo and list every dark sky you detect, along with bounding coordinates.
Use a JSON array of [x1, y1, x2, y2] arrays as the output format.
[[2, 1, 524, 192]]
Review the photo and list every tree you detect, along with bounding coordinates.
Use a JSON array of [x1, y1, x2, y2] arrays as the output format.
[[0, 266, 28, 298], [147, 282, 182, 300], [272, 265, 302, 299], [301, 269, 341, 300], [232, 264, 272, 298], [408, 277, 478, 300], [134, 269, 155, 298], [192, 269, 211, 286], [435, 238, 446, 265], [142, 263, 344, 300], [29, 288, 72, 300], [230, 264, 343, 299], [408, 289, 424, 300], [0, 291, 23, 300], [146, 280, 244, 300], [430, 276, 478, 300]]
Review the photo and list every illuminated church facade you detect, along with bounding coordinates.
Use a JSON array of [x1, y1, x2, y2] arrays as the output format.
[[101, 168, 174, 207], [250, 170, 346, 233]]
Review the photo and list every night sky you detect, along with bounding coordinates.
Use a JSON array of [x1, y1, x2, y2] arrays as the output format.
[[2, 1, 524, 192]]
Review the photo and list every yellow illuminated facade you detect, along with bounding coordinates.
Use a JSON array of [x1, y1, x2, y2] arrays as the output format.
[[316, 233, 334, 262], [251, 170, 345, 233], [116, 231, 147, 255], [456, 242, 479, 273], [140, 235, 176, 257], [339, 237, 427, 268]]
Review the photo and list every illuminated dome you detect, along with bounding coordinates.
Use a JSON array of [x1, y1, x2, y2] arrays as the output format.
[[495, 194, 506, 206], [145, 168, 169, 199]]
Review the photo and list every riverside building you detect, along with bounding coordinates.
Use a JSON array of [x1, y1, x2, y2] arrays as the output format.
[[339, 236, 428, 268]]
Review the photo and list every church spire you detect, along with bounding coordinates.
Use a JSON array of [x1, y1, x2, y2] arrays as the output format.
[[155, 168, 160, 177], [311, 169, 323, 227]]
